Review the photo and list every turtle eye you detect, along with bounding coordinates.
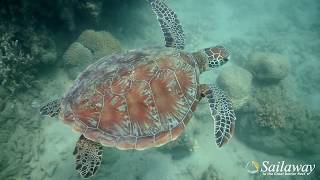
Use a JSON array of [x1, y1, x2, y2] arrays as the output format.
[[205, 46, 230, 68]]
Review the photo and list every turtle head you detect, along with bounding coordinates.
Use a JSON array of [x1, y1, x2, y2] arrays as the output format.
[[193, 45, 230, 72]]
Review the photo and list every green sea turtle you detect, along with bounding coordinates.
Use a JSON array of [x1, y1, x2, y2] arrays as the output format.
[[40, 0, 236, 178]]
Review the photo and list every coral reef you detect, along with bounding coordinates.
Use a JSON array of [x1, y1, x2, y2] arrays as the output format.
[[247, 52, 290, 83], [0, 0, 318, 179], [216, 64, 252, 110], [77, 29, 122, 59], [255, 103, 285, 129], [237, 82, 320, 156], [0, 21, 57, 93], [63, 29, 122, 79], [63, 42, 93, 66], [0, 32, 34, 93], [233, 49, 319, 156], [252, 84, 288, 129], [63, 42, 94, 79]]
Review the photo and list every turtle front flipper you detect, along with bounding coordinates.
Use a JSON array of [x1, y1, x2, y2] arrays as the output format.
[[148, 0, 185, 49], [200, 85, 236, 147], [73, 135, 103, 179], [40, 99, 61, 117]]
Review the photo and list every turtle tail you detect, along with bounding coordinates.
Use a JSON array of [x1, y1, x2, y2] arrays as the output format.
[[40, 99, 62, 117]]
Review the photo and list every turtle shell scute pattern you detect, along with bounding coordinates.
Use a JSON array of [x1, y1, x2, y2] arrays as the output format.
[[61, 48, 200, 150]]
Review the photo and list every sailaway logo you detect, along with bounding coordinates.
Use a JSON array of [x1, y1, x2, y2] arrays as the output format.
[[246, 160, 316, 176]]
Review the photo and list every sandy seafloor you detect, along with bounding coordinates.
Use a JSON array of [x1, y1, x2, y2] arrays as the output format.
[[1, 0, 320, 180]]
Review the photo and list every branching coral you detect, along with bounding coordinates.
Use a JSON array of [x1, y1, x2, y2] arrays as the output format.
[[0, 33, 35, 93], [0, 21, 57, 93]]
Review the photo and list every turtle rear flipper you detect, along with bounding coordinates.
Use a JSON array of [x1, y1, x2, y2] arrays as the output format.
[[40, 99, 61, 117], [148, 0, 185, 49], [73, 135, 103, 179]]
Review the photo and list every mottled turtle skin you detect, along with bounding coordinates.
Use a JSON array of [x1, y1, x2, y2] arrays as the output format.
[[61, 48, 201, 150]]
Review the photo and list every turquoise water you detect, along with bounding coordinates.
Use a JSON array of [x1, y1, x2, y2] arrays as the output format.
[[0, 0, 319, 179]]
